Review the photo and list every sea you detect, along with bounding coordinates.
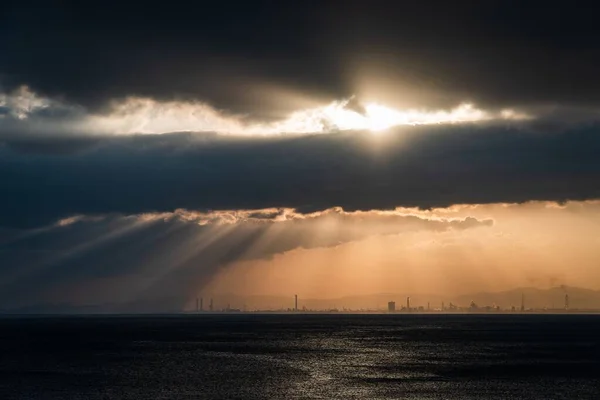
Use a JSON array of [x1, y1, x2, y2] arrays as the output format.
[[0, 314, 598, 399]]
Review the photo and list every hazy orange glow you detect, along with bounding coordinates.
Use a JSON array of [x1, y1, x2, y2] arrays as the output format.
[[203, 201, 600, 301]]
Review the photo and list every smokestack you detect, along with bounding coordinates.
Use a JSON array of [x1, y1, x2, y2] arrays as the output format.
[[521, 293, 525, 312], [294, 295, 298, 312], [209, 298, 213, 312], [406, 297, 410, 310]]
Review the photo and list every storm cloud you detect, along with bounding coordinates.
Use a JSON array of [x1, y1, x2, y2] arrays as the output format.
[[1, 1, 600, 119], [2, 124, 600, 228]]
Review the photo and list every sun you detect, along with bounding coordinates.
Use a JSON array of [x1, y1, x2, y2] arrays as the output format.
[[362, 104, 408, 131], [321, 101, 409, 133]]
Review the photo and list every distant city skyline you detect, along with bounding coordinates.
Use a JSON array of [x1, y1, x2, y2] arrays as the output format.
[[190, 286, 591, 312]]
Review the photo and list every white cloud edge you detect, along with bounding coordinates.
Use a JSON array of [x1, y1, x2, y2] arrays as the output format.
[[1, 86, 532, 136]]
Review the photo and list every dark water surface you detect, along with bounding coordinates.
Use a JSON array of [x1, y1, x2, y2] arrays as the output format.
[[0, 314, 598, 399]]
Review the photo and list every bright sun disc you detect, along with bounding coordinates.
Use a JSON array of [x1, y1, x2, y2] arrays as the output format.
[[363, 104, 406, 131]]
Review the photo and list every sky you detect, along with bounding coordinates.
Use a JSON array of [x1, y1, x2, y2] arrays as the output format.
[[1, 0, 600, 312]]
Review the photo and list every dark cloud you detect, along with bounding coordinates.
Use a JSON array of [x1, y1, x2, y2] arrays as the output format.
[[0, 210, 491, 312], [2, 1, 600, 118], [1, 125, 599, 228]]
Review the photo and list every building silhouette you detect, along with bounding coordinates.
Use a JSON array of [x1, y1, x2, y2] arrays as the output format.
[[388, 301, 396, 312]]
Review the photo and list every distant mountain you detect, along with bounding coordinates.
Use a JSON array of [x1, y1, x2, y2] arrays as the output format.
[[454, 286, 600, 310]]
